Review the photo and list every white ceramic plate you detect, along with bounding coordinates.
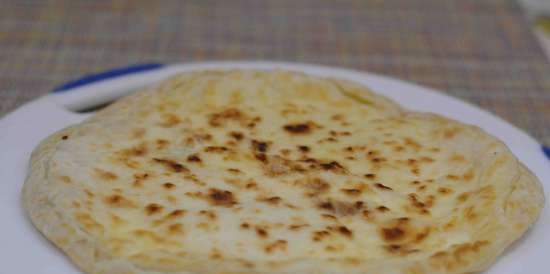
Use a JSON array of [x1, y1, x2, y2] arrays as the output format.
[[0, 61, 548, 274]]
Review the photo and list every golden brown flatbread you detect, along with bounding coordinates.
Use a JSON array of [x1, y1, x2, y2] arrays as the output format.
[[23, 70, 544, 274]]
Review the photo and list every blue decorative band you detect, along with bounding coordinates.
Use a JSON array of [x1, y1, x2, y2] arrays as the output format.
[[52, 63, 163, 93], [543, 146, 550, 160]]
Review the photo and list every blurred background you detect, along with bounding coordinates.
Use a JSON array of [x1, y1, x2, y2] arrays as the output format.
[[0, 0, 549, 146]]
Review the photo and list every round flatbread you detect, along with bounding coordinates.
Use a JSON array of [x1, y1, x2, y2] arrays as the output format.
[[23, 70, 544, 274]]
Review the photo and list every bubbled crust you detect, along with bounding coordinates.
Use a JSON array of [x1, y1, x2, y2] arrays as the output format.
[[22, 70, 544, 274]]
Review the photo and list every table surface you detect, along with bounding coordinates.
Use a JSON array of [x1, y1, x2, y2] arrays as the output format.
[[1, 0, 549, 146]]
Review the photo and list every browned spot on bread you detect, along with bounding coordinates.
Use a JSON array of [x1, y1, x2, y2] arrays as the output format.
[[318, 200, 364, 216], [207, 188, 238, 207], [256, 228, 269, 238], [94, 168, 118, 181], [104, 194, 135, 207], [145, 203, 163, 215], [209, 108, 245, 127], [204, 146, 229, 153], [163, 182, 176, 189], [457, 192, 469, 203], [199, 210, 217, 220], [438, 187, 453, 194], [341, 188, 362, 196], [153, 158, 188, 173], [384, 244, 419, 255], [155, 139, 170, 149], [245, 181, 258, 190], [186, 154, 202, 163], [283, 122, 316, 134], [168, 223, 183, 234], [300, 177, 330, 196], [168, 209, 186, 218], [251, 139, 270, 153], [298, 145, 310, 153], [159, 113, 181, 127], [264, 240, 287, 253], [337, 226, 353, 238], [227, 168, 242, 174], [444, 127, 461, 139], [229, 131, 244, 141], [375, 183, 393, 191], [364, 173, 376, 179], [240, 222, 250, 229], [404, 138, 422, 150], [312, 230, 331, 241], [321, 214, 337, 220], [289, 224, 310, 231], [61, 135, 69, 140], [453, 241, 489, 261], [463, 169, 474, 181], [319, 160, 345, 172], [381, 227, 405, 242], [377, 206, 390, 212], [259, 196, 282, 205]]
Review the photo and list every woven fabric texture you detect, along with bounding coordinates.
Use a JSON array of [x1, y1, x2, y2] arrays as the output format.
[[1, 0, 549, 145]]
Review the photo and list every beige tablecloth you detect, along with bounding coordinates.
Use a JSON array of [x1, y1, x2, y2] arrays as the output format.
[[1, 0, 549, 145]]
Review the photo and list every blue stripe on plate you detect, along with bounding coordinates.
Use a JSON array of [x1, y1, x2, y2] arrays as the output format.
[[543, 146, 550, 160], [52, 63, 164, 93]]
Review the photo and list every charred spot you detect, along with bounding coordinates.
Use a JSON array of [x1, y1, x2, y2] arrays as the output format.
[[186, 154, 202, 163], [229, 131, 244, 141], [256, 228, 269, 238], [319, 161, 344, 171], [61, 135, 69, 140], [207, 188, 237, 207], [374, 183, 393, 191], [145, 203, 163, 215], [245, 182, 258, 189], [381, 227, 405, 242], [240, 222, 250, 229], [364, 173, 376, 179], [153, 158, 188, 173], [251, 139, 270, 153], [318, 201, 334, 211], [337, 226, 353, 238], [411, 180, 421, 185], [377, 206, 390, 212], [283, 122, 313, 134], [254, 153, 268, 163], [163, 182, 176, 189], [298, 145, 310, 153]]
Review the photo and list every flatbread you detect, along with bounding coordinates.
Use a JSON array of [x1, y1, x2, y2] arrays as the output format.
[[23, 70, 544, 274]]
